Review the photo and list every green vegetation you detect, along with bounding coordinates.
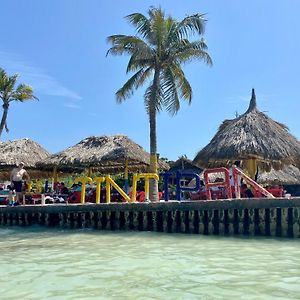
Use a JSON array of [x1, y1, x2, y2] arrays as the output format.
[[0, 68, 37, 138], [107, 7, 212, 200]]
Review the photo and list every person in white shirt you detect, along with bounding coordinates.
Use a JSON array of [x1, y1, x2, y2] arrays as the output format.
[[229, 163, 242, 198], [10, 162, 30, 202]]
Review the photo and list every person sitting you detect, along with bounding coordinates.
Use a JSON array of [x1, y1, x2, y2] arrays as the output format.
[[241, 184, 254, 198], [60, 182, 69, 195], [209, 178, 224, 191]]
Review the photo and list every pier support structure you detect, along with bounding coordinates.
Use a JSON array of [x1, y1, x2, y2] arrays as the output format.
[[1, 198, 300, 237]]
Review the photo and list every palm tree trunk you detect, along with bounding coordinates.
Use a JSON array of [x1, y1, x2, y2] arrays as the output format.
[[149, 69, 160, 201], [0, 103, 9, 138], [149, 105, 158, 201]]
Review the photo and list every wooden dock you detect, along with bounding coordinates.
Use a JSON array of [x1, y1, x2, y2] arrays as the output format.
[[1, 198, 300, 237]]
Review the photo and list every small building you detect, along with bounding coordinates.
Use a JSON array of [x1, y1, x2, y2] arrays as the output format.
[[168, 156, 203, 186]]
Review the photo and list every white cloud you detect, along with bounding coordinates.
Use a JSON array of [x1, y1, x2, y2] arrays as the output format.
[[0, 50, 82, 100], [63, 103, 81, 109]]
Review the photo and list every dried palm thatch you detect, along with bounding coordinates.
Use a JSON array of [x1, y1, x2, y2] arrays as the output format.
[[257, 165, 300, 185], [37, 135, 169, 173], [0, 138, 50, 170], [193, 89, 300, 171]]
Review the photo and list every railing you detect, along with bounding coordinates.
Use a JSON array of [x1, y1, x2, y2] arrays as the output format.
[[232, 166, 275, 199], [0, 167, 278, 206]]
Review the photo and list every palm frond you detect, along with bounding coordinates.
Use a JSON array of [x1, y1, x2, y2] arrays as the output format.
[[170, 64, 192, 102], [126, 56, 153, 73], [0, 70, 20, 102], [7, 74, 18, 91], [116, 67, 152, 102], [171, 40, 212, 66], [0, 68, 8, 91], [0, 68, 9, 86], [125, 13, 151, 39], [161, 68, 180, 115], [174, 13, 207, 39], [144, 83, 163, 116], [177, 49, 212, 66], [0, 68, 7, 76], [124, 40, 154, 73], [150, 8, 166, 48], [165, 17, 179, 46], [0, 71, 19, 97], [106, 35, 151, 57], [10, 84, 38, 102], [183, 38, 209, 50]]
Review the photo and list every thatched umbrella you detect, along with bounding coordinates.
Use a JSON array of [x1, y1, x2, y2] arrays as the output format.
[[0, 138, 51, 180], [257, 165, 300, 185], [0, 138, 50, 169], [193, 89, 300, 178], [37, 134, 169, 185], [37, 135, 168, 170]]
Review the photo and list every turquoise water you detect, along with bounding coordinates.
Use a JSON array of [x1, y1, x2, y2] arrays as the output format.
[[0, 228, 299, 299]]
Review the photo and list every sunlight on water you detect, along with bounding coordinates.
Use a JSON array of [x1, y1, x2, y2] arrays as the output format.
[[0, 227, 299, 300]]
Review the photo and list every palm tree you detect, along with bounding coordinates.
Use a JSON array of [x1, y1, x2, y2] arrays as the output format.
[[0, 68, 37, 138], [107, 7, 212, 201]]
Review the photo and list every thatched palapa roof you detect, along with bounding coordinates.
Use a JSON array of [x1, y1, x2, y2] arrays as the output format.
[[193, 89, 300, 171], [257, 165, 300, 185], [37, 135, 169, 172], [0, 138, 50, 169]]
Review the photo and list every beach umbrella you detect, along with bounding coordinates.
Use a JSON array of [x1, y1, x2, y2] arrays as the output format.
[[0, 138, 50, 169], [37, 135, 169, 190], [0, 138, 51, 180], [99, 135, 169, 171], [37, 135, 169, 171], [193, 89, 300, 178]]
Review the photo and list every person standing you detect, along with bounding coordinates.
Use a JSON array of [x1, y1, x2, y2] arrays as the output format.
[[10, 162, 30, 202]]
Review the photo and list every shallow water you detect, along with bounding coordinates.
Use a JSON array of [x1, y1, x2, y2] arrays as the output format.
[[0, 227, 299, 299]]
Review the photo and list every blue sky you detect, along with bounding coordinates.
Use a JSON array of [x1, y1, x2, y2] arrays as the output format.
[[0, 0, 299, 161]]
